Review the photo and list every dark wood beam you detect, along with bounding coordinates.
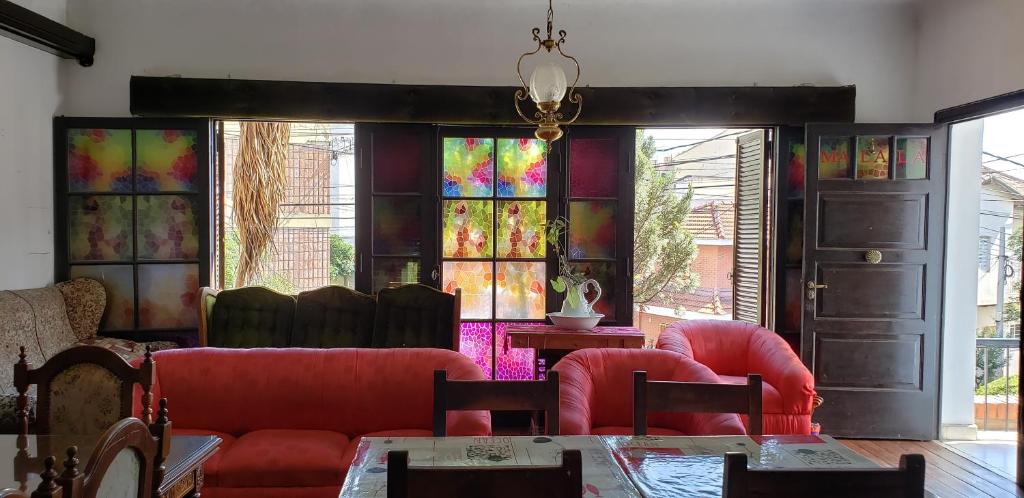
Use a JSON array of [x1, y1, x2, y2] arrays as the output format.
[[934, 88, 1024, 123], [131, 76, 855, 126], [0, 0, 94, 66]]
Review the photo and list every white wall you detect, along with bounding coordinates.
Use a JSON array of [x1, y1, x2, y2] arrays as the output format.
[[60, 0, 920, 122], [913, 0, 1024, 120], [0, 0, 67, 289]]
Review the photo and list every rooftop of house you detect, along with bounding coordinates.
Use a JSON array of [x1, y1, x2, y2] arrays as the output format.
[[684, 200, 735, 242]]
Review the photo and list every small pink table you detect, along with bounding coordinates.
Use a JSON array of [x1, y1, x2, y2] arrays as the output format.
[[505, 324, 645, 378]]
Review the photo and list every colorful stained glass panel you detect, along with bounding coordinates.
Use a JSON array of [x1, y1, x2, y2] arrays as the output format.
[[442, 138, 494, 197], [496, 200, 545, 259], [68, 196, 133, 262], [373, 128, 425, 193], [786, 140, 806, 196], [136, 130, 199, 192], [783, 269, 801, 332], [443, 261, 493, 319], [495, 322, 537, 380], [443, 200, 493, 258], [855, 136, 890, 180], [569, 201, 616, 259], [372, 258, 420, 293], [138, 264, 199, 329], [818, 138, 850, 180], [373, 197, 421, 256], [495, 262, 545, 320], [69, 265, 134, 331], [895, 137, 928, 179], [458, 322, 494, 379], [67, 129, 132, 193], [784, 205, 803, 264], [496, 138, 547, 197], [570, 262, 616, 320], [137, 195, 199, 260], [569, 138, 617, 197]]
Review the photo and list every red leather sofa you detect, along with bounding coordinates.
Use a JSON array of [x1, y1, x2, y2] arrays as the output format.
[[656, 320, 816, 435], [552, 348, 746, 436], [146, 348, 490, 498]]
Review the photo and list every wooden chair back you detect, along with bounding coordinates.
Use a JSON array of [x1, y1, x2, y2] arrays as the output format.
[[722, 452, 926, 498], [386, 449, 582, 498], [632, 371, 762, 436], [14, 345, 155, 435], [432, 370, 560, 436], [58, 417, 159, 498]]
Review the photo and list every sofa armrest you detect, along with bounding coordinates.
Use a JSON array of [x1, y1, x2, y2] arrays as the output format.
[[198, 287, 218, 347], [747, 334, 815, 415], [655, 322, 695, 359], [551, 358, 595, 435]]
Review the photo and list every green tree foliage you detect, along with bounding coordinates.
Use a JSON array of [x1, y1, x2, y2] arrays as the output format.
[[975, 326, 1007, 389], [222, 230, 296, 294], [976, 375, 1018, 396], [633, 132, 700, 306], [330, 234, 355, 285]]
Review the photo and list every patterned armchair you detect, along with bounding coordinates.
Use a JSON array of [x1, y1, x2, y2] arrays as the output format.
[[292, 286, 376, 347], [372, 285, 461, 349]]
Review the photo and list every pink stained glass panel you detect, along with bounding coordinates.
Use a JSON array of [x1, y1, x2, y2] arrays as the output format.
[[137, 195, 200, 260], [570, 262, 616, 320], [496, 200, 546, 259], [495, 322, 537, 380], [496, 138, 547, 198], [569, 138, 617, 197], [569, 201, 616, 259], [442, 137, 494, 197], [442, 261, 493, 319], [442, 200, 493, 258], [372, 128, 426, 193], [136, 130, 199, 192], [373, 196, 421, 256], [138, 264, 199, 329], [67, 129, 132, 193], [495, 262, 545, 320], [68, 195, 133, 262], [459, 322, 494, 379], [69, 265, 135, 331]]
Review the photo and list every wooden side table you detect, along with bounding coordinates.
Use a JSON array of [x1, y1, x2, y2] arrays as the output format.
[[505, 325, 645, 378], [159, 435, 220, 498]]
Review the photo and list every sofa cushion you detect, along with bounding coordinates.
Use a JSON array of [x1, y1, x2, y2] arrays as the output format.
[[371, 285, 456, 349], [7, 287, 77, 360], [173, 429, 237, 488], [216, 429, 349, 488], [208, 287, 295, 348], [341, 429, 434, 474], [55, 277, 106, 341], [292, 286, 375, 348]]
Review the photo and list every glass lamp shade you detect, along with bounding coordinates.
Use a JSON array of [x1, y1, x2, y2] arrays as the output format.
[[528, 61, 568, 104]]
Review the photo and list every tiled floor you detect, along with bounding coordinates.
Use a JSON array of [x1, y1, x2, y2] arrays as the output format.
[[946, 431, 1017, 480]]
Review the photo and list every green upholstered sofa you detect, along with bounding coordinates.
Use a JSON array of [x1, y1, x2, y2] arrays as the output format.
[[199, 284, 460, 349]]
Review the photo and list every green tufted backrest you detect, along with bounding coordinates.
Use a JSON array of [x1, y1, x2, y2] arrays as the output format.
[[371, 284, 457, 349], [207, 287, 296, 348], [292, 286, 376, 347]]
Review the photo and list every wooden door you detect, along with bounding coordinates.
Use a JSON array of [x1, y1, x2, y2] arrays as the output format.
[[802, 123, 947, 439]]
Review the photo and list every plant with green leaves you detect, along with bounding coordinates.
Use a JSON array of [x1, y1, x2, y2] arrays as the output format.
[[546, 217, 587, 308]]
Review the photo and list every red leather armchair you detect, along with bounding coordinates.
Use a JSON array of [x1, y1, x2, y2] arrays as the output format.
[[552, 348, 746, 436], [656, 320, 816, 435]]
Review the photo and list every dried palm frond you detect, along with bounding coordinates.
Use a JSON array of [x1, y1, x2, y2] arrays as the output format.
[[232, 121, 290, 287]]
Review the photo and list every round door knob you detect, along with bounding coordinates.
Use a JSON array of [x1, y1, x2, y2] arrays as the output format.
[[865, 250, 882, 264]]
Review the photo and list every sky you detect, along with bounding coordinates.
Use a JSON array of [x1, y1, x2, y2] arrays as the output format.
[[982, 108, 1024, 180]]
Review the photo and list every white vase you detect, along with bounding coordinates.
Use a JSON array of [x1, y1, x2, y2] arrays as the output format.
[[559, 279, 602, 317]]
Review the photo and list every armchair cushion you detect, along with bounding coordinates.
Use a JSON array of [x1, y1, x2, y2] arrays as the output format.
[[207, 287, 295, 348], [552, 348, 746, 436], [292, 286, 375, 348], [216, 429, 350, 488], [56, 278, 106, 341], [372, 284, 456, 349]]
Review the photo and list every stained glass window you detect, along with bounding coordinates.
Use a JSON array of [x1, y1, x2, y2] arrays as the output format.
[[372, 259, 420, 293], [442, 200, 493, 258], [137, 195, 199, 260], [570, 262, 616, 320], [497, 138, 547, 197], [136, 130, 199, 192], [856, 136, 890, 180], [443, 261, 493, 319], [569, 201, 616, 259], [442, 138, 494, 197], [67, 129, 132, 193], [496, 200, 545, 259], [569, 138, 617, 197], [373, 128, 426, 193], [786, 140, 806, 196], [138, 264, 199, 329], [818, 138, 851, 180], [69, 265, 135, 331], [459, 322, 494, 378], [68, 195, 133, 262], [495, 322, 538, 380], [373, 197, 422, 256], [895, 137, 928, 180], [496, 262, 545, 320]]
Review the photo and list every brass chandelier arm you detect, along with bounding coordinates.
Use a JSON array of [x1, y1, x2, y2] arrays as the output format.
[[513, 89, 542, 125], [556, 42, 583, 124], [515, 43, 543, 90]]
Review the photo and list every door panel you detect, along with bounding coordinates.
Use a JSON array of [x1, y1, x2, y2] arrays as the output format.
[[802, 123, 947, 440]]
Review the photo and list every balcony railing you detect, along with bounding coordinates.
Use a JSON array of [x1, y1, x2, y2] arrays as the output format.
[[976, 337, 1019, 432]]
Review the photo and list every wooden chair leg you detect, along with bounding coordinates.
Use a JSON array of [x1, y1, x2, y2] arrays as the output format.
[[632, 371, 648, 436]]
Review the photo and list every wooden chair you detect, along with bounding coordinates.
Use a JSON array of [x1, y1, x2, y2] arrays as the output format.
[[386, 449, 582, 498], [372, 285, 461, 350], [632, 371, 763, 436], [14, 345, 155, 435], [722, 452, 926, 498], [432, 370, 560, 436], [57, 417, 159, 498]]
